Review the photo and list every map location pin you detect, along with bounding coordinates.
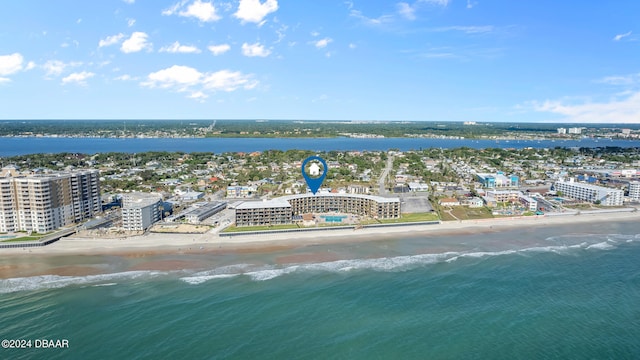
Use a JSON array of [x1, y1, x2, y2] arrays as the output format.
[[301, 156, 328, 195]]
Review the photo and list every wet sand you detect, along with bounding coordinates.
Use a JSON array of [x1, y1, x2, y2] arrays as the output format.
[[1, 210, 639, 279]]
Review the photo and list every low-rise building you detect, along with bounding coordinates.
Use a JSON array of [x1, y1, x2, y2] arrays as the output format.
[[439, 198, 460, 207], [167, 201, 227, 223], [235, 199, 292, 227], [408, 182, 429, 192], [227, 185, 257, 198], [476, 172, 519, 189], [462, 197, 484, 208], [234, 194, 401, 227], [519, 194, 538, 212]]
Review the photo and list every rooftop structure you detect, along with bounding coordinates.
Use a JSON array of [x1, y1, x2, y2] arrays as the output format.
[[167, 201, 227, 223]]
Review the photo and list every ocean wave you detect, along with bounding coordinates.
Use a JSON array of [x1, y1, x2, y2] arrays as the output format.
[[181, 234, 637, 284], [586, 241, 615, 250], [4, 233, 637, 291], [0, 271, 166, 294]]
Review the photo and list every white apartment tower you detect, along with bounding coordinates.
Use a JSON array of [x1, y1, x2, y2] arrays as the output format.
[[121, 193, 162, 231], [554, 178, 623, 206], [0, 169, 101, 233], [629, 181, 640, 202]]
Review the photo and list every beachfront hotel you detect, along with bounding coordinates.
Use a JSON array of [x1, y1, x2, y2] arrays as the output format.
[[629, 181, 640, 202], [234, 193, 401, 227], [121, 193, 163, 231], [235, 199, 292, 227], [0, 168, 101, 233], [554, 178, 624, 206]]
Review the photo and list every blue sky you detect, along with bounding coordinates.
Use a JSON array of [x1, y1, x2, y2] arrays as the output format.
[[0, 0, 639, 123]]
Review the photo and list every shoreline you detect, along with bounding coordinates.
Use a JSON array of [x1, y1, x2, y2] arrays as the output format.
[[2, 210, 638, 257], [1, 210, 639, 280]]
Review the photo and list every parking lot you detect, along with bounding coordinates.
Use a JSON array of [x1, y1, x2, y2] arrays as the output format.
[[398, 193, 434, 213]]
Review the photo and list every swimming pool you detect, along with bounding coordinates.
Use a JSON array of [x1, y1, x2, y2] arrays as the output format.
[[320, 215, 347, 223]]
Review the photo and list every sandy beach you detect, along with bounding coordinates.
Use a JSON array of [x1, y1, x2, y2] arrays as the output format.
[[2, 210, 639, 257]]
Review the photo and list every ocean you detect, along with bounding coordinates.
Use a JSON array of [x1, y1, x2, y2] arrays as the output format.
[[1, 136, 639, 156], [1, 220, 639, 359]]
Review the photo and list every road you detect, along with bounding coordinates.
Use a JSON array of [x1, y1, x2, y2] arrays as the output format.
[[378, 153, 394, 195]]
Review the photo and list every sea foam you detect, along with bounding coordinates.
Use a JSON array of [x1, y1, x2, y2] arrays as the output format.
[[0, 271, 166, 294]]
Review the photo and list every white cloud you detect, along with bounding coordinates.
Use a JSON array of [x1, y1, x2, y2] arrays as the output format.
[[208, 44, 231, 55], [188, 91, 208, 101], [349, 9, 393, 26], [202, 70, 258, 91], [531, 92, 640, 124], [114, 74, 138, 81], [0, 77, 10, 84], [234, 0, 278, 25], [143, 65, 202, 90], [466, 0, 477, 9], [397, 2, 416, 20], [42, 60, 82, 77], [127, 18, 136, 27], [0, 53, 24, 76], [241, 42, 271, 57], [123, 0, 135, 3], [142, 65, 258, 99], [313, 37, 333, 49], [597, 73, 640, 86], [419, 0, 450, 6], [121, 32, 152, 53], [62, 71, 95, 85], [25, 61, 36, 70], [163, 0, 221, 22], [349, 43, 357, 49], [99, 33, 125, 47], [433, 25, 494, 34], [160, 41, 202, 54], [613, 31, 632, 41]]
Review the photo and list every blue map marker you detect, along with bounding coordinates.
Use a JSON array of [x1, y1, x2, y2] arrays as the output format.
[[301, 156, 328, 195]]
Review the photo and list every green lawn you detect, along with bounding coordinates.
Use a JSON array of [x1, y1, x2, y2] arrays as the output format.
[[449, 206, 494, 220], [1, 235, 47, 242], [222, 223, 301, 233], [378, 212, 440, 223]]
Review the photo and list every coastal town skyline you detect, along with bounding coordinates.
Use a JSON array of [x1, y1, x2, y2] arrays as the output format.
[[1, 1, 640, 123]]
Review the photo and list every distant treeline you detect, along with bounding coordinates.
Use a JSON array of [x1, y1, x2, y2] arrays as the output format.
[[0, 120, 638, 138]]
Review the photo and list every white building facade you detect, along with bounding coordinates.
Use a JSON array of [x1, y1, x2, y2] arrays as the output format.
[[554, 179, 623, 206], [629, 181, 640, 202], [121, 193, 162, 231]]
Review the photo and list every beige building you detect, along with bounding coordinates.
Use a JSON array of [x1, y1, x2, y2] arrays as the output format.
[[0, 169, 101, 233], [235, 199, 292, 227], [234, 194, 401, 227]]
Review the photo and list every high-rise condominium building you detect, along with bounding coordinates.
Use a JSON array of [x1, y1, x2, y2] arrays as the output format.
[[0, 169, 101, 233]]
